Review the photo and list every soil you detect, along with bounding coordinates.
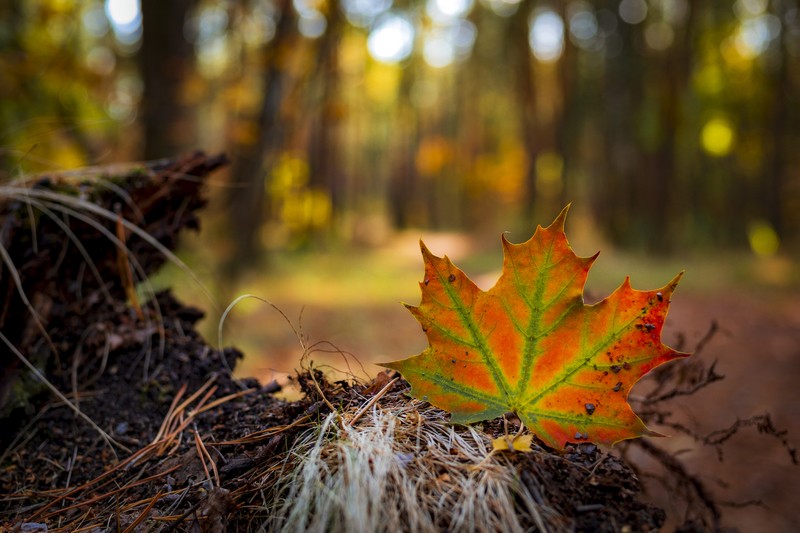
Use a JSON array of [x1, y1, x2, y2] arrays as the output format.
[[0, 306, 666, 532], [0, 157, 793, 532]]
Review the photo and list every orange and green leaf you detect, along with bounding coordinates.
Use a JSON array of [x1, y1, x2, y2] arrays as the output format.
[[382, 206, 689, 449]]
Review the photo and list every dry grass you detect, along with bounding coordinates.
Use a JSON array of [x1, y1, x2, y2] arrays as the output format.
[[261, 391, 566, 533], [11, 374, 256, 531]]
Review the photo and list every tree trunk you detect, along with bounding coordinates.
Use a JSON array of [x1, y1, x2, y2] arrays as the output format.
[[308, 0, 344, 223], [225, 0, 296, 274], [139, 0, 197, 159], [512, 0, 540, 216]]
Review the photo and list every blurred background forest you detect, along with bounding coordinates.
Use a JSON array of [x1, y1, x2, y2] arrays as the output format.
[[2, 2, 800, 528], [2, 0, 800, 369], [3, 0, 799, 258], [3, 0, 800, 377]]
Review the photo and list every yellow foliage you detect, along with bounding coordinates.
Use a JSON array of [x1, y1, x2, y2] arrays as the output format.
[[270, 153, 310, 197], [535, 151, 564, 199], [280, 188, 332, 230], [748, 219, 779, 256], [692, 63, 724, 95], [719, 35, 753, 71], [471, 139, 529, 203], [223, 82, 262, 113], [340, 32, 368, 75], [49, 135, 88, 170], [48, 0, 76, 12], [269, 152, 331, 232], [701, 117, 735, 157], [415, 136, 452, 177], [365, 62, 401, 105]]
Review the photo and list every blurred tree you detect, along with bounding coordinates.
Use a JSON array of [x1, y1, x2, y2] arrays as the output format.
[[307, 0, 343, 222], [225, 0, 296, 273], [766, 0, 795, 240], [139, 0, 198, 159], [597, 0, 644, 248], [388, 62, 420, 230], [511, 0, 540, 216]]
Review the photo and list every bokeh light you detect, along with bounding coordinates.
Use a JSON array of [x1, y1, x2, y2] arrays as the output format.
[[423, 20, 477, 68], [106, 0, 139, 26], [529, 8, 565, 62], [293, 0, 327, 39], [426, 0, 475, 25], [644, 21, 674, 51], [482, 0, 522, 17], [734, 0, 768, 19], [618, 0, 647, 25], [298, 11, 327, 39], [734, 14, 781, 57], [342, 0, 393, 28], [368, 14, 415, 64], [105, 0, 142, 44], [568, 5, 598, 42]]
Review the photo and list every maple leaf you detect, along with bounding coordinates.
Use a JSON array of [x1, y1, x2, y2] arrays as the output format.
[[382, 206, 689, 449]]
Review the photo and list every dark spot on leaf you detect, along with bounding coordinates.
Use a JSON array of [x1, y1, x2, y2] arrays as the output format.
[[448, 273, 456, 282], [613, 382, 622, 392], [611, 365, 621, 373], [424, 278, 430, 285], [451, 359, 456, 364], [657, 291, 663, 301], [623, 362, 631, 370], [574, 432, 588, 440], [422, 326, 428, 332], [644, 323, 655, 331], [585, 403, 596, 415]]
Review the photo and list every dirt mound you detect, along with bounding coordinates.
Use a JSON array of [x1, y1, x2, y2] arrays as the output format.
[[0, 310, 665, 531]]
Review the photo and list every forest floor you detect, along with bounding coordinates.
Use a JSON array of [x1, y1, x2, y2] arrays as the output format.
[[0, 166, 686, 532], [0, 285, 668, 531], [0, 161, 797, 530], [183, 232, 800, 532], [0, 291, 668, 532]]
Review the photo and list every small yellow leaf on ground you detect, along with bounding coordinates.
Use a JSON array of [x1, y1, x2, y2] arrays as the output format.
[[491, 434, 534, 453]]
